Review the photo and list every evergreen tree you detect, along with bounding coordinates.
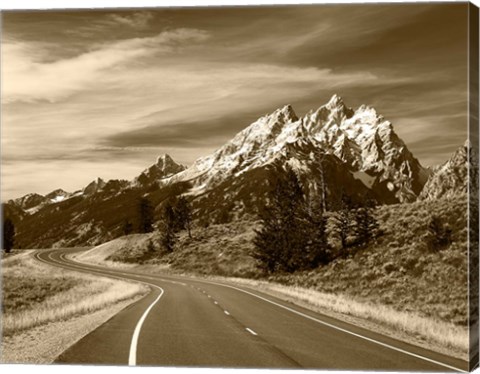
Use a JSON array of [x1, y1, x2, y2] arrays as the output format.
[[318, 154, 328, 213], [138, 197, 154, 233], [160, 200, 177, 252], [326, 193, 354, 258], [252, 167, 320, 273], [352, 201, 379, 247], [175, 196, 192, 238], [122, 220, 134, 236], [252, 213, 282, 273], [3, 218, 15, 253], [424, 215, 452, 251], [302, 201, 330, 268]]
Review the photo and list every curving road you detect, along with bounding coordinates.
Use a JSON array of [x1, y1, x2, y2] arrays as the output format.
[[34, 248, 468, 371]]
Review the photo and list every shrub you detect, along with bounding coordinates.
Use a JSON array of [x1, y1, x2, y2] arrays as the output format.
[[424, 215, 452, 252]]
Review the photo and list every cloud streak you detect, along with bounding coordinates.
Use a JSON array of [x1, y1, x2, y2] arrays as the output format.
[[105, 12, 154, 29], [2, 28, 210, 103]]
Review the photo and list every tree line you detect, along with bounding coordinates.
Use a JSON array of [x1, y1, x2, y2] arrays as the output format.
[[251, 167, 379, 274], [122, 195, 192, 254]]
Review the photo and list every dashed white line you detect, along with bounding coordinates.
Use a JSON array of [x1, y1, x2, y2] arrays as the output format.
[[214, 301, 218, 305], [192, 279, 465, 372], [246, 328, 258, 336], [224, 310, 230, 315]]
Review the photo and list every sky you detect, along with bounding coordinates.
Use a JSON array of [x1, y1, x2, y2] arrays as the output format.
[[1, 2, 471, 201]]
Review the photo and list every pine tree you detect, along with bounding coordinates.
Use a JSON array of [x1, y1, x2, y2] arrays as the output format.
[[138, 197, 154, 233], [122, 220, 134, 236], [326, 193, 354, 258], [302, 201, 330, 268], [252, 167, 312, 273], [175, 196, 192, 238], [160, 200, 177, 253], [252, 213, 282, 273], [353, 201, 378, 247], [318, 154, 328, 213], [424, 215, 452, 251], [3, 218, 15, 253]]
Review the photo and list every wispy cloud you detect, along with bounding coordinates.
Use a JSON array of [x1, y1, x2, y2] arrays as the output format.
[[62, 11, 157, 38], [2, 28, 210, 103], [105, 12, 154, 29]]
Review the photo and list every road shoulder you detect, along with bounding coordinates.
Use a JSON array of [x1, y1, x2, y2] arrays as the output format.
[[1, 294, 144, 364]]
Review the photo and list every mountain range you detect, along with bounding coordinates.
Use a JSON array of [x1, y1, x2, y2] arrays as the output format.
[[3, 95, 469, 248]]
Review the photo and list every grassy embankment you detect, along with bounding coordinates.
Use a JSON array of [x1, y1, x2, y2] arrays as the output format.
[[77, 195, 469, 358], [1, 251, 147, 337]]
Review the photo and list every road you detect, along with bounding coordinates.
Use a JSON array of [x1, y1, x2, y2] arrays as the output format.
[[34, 248, 469, 371]]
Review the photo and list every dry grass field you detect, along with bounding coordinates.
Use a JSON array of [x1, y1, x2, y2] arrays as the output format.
[[1, 251, 147, 336], [215, 277, 467, 359]]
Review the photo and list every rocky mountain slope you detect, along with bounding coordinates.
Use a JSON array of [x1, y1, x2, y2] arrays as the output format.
[[3, 95, 467, 248], [419, 141, 469, 200]]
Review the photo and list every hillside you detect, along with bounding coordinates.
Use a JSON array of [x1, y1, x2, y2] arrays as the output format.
[[276, 194, 468, 326], [84, 194, 468, 329]]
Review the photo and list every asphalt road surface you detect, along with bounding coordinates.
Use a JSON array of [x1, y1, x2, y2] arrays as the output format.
[[34, 248, 469, 371]]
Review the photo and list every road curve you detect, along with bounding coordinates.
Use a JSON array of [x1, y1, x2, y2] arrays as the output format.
[[34, 248, 468, 371]]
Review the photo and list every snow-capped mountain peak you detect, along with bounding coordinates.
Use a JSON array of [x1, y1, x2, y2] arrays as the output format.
[[256, 104, 298, 125], [134, 154, 186, 187], [155, 154, 184, 174], [170, 95, 428, 203], [325, 93, 346, 109], [45, 188, 71, 203], [304, 94, 355, 132]]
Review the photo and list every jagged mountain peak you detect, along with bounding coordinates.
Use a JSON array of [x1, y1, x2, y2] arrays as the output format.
[[45, 188, 69, 198], [156, 153, 172, 165], [264, 104, 298, 124], [45, 188, 71, 203], [326, 94, 345, 109], [305, 95, 356, 132], [155, 153, 184, 172], [445, 141, 468, 166], [83, 177, 106, 195], [134, 154, 186, 187]]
